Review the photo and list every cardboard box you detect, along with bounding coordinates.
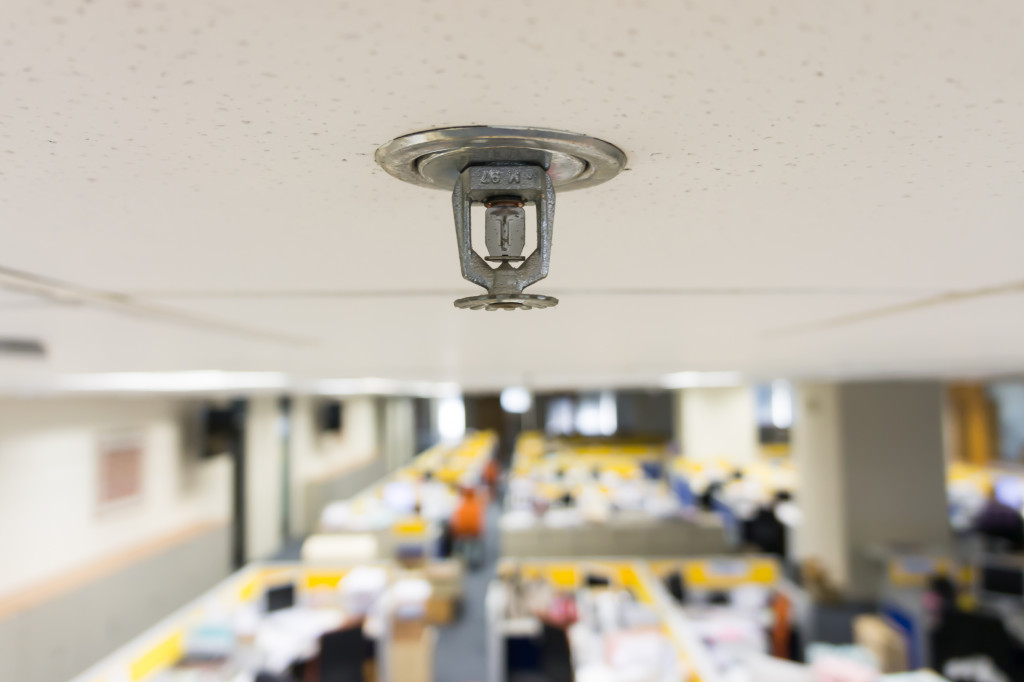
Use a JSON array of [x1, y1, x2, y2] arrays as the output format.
[[425, 559, 464, 600], [392, 617, 428, 640], [362, 659, 377, 682], [390, 624, 435, 682], [425, 558, 463, 584], [854, 615, 908, 673], [425, 595, 460, 624], [398, 555, 428, 570]]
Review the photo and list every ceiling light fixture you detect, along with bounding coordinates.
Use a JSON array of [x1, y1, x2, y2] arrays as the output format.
[[376, 126, 626, 310], [311, 378, 461, 398], [55, 371, 290, 393], [659, 371, 744, 389], [499, 386, 533, 414]]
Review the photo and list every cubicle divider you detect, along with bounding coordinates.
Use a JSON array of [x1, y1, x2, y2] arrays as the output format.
[[646, 555, 780, 590], [500, 516, 729, 558], [300, 454, 390, 534], [501, 433, 730, 559]]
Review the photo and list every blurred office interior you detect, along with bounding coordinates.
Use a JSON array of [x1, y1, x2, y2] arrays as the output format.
[[2, 2, 1024, 682]]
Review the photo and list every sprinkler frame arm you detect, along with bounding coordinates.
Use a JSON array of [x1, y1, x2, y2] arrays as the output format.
[[452, 164, 555, 296]]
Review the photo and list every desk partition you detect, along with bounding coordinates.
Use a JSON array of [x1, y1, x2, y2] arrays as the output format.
[[501, 434, 730, 559]]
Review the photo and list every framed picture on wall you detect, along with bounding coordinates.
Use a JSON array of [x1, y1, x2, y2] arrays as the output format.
[[97, 432, 145, 512]]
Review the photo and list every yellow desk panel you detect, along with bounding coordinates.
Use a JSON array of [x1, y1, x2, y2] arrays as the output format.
[[129, 631, 184, 682], [304, 569, 350, 590]]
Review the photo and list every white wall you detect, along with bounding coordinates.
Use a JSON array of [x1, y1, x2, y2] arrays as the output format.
[[0, 394, 383, 593], [0, 397, 230, 599], [679, 387, 759, 463], [287, 396, 379, 536]]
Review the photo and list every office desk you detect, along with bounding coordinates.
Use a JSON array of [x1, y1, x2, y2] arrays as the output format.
[[69, 561, 434, 682], [149, 605, 353, 681]]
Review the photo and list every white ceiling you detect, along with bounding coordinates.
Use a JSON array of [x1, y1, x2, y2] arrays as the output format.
[[1, 0, 1023, 390]]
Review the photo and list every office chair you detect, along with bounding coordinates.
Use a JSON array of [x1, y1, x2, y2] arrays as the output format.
[[540, 622, 574, 682], [320, 627, 372, 682]]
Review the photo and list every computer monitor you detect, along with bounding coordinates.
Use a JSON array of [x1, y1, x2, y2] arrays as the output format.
[[265, 583, 296, 612], [981, 566, 1024, 597], [382, 480, 417, 513]]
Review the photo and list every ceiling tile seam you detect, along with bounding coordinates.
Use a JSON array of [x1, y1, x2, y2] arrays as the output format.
[[0, 263, 316, 347], [763, 277, 1024, 338], [123, 286, 943, 299]]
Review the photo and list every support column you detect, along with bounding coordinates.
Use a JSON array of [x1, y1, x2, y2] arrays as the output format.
[[792, 381, 951, 599], [244, 396, 284, 561], [376, 396, 416, 470]]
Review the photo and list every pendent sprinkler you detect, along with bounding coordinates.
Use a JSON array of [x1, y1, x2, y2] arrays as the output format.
[[375, 126, 626, 310]]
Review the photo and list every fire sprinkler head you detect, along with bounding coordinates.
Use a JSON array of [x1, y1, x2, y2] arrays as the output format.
[[375, 126, 627, 310]]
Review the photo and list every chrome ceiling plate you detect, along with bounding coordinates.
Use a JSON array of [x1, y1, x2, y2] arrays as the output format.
[[375, 126, 627, 192], [453, 294, 559, 311]]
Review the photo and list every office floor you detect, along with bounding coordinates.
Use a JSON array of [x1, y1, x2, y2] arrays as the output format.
[[434, 503, 501, 682]]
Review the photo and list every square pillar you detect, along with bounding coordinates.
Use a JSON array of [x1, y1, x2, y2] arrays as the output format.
[[793, 381, 951, 599]]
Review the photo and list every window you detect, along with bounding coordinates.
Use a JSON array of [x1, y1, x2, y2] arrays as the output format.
[[755, 380, 793, 445]]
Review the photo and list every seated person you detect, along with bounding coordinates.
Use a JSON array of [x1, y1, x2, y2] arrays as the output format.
[[928, 576, 1024, 681], [698, 480, 724, 511], [319, 625, 375, 682], [973, 482, 1024, 551], [742, 492, 789, 558]]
